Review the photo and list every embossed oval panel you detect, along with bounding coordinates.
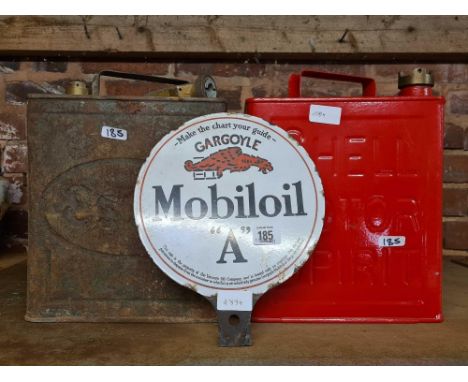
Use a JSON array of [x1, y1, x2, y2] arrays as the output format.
[[43, 159, 144, 256]]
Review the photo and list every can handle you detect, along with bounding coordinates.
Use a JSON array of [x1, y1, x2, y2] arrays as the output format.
[[92, 70, 190, 96], [288, 70, 377, 97]]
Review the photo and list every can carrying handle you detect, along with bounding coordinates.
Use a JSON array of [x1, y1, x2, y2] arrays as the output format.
[[92, 70, 190, 96], [288, 70, 377, 97]]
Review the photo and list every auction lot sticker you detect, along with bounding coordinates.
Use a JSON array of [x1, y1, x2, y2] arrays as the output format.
[[134, 113, 325, 298]]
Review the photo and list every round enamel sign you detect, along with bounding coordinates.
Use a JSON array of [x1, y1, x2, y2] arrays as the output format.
[[134, 113, 325, 297]]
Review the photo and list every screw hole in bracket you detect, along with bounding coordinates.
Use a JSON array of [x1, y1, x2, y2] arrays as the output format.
[[229, 314, 240, 326]]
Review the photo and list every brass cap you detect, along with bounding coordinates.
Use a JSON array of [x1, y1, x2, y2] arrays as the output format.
[[398, 68, 434, 89], [66, 81, 89, 95]]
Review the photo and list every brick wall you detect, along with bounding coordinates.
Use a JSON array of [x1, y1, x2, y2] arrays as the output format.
[[0, 60, 467, 255]]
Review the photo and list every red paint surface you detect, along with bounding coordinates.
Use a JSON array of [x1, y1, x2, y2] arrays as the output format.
[[246, 70, 445, 323]]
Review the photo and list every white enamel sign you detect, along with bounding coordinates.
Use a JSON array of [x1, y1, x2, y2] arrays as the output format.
[[134, 113, 325, 298]]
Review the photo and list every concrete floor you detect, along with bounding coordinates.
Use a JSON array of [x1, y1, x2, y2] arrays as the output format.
[[0, 251, 467, 365]]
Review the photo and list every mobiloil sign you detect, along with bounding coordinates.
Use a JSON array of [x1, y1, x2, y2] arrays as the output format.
[[134, 113, 325, 346]]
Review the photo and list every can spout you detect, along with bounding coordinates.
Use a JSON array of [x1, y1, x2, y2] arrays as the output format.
[[398, 68, 434, 96]]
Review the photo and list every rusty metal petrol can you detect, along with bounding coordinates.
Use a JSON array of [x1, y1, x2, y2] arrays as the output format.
[[245, 69, 444, 323], [26, 90, 226, 322]]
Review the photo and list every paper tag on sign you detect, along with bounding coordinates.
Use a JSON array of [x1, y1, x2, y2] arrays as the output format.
[[217, 291, 252, 311]]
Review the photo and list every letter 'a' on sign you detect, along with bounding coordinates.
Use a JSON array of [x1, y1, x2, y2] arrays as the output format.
[[134, 113, 325, 346]]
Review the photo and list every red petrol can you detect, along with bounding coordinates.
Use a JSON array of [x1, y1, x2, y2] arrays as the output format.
[[246, 69, 444, 323]]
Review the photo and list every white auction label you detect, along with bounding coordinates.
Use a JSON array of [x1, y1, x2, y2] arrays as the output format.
[[217, 291, 253, 311], [101, 125, 128, 141], [309, 104, 342, 125], [378, 236, 406, 247], [134, 113, 325, 297]]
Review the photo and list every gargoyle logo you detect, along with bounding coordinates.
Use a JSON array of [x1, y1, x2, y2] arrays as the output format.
[[184, 147, 273, 178]]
